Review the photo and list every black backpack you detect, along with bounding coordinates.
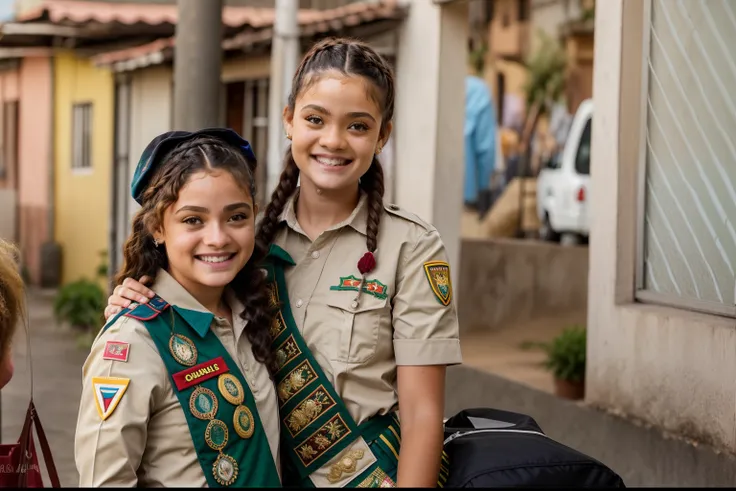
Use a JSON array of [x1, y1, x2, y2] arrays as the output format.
[[443, 408, 626, 488]]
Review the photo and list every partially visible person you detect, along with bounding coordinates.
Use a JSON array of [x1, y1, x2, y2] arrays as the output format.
[[0, 239, 23, 389], [465, 71, 497, 218]]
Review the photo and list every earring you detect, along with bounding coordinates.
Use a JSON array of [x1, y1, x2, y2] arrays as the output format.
[[153, 238, 159, 247], [375, 146, 382, 155], [286, 133, 292, 140]]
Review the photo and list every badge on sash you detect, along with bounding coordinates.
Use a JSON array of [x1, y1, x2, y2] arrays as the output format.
[[169, 334, 198, 366], [233, 405, 255, 439], [213, 454, 239, 486], [218, 374, 245, 405], [92, 377, 130, 421]]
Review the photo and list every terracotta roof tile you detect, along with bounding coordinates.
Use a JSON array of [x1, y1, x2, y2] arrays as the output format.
[[17, 0, 280, 28], [92, 0, 404, 70]]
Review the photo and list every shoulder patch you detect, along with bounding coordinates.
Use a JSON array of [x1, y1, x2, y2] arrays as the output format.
[[424, 261, 453, 306], [383, 203, 434, 231], [122, 295, 170, 322], [92, 377, 130, 421], [103, 340, 130, 362]]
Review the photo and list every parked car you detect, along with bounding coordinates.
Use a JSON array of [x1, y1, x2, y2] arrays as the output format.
[[536, 99, 592, 245]]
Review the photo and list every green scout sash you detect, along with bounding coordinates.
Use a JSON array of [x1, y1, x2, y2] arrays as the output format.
[[264, 245, 450, 488], [103, 295, 281, 488]]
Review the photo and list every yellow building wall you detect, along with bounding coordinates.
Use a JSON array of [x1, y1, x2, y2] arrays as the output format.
[[54, 51, 114, 286]]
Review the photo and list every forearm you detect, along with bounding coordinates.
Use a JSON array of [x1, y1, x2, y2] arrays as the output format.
[[396, 411, 444, 487]]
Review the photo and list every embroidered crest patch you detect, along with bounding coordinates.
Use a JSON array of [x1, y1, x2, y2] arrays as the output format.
[[423, 261, 452, 306], [102, 341, 130, 362], [329, 275, 389, 300], [92, 377, 130, 421]]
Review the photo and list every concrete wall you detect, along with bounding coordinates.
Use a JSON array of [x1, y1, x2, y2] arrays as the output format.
[[394, 0, 467, 290], [587, 0, 736, 454], [457, 238, 588, 333], [445, 365, 736, 487], [128, 65, 173, 223]]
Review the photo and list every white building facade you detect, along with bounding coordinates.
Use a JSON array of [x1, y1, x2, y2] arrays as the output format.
[[588, 0, 736, 452]]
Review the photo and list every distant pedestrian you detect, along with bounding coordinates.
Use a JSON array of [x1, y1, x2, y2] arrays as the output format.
[[465, 72, 497, 218]]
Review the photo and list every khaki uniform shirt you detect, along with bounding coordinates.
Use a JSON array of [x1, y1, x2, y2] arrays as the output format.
[[74, 270, 281, 487], [274, 190, 463, 426]]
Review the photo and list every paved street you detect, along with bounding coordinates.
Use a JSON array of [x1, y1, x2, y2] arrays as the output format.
[[1, 289, 87, 487]]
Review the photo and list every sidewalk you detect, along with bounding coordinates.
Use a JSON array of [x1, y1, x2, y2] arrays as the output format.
[[459, 309, 586, 394], [1, 288, 87, 487]]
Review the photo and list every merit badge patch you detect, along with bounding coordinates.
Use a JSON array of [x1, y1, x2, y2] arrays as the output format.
[[329, 275, 389, 299], [102, 341, 130, 362], [92, 377, 130, 421], [423, 261, 453, 306]]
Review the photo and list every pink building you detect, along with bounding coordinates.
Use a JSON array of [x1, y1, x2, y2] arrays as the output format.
[[0, 55, 53, 285]]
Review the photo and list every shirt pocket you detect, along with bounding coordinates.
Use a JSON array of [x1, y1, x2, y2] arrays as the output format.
[[325, 294, 388, 364]]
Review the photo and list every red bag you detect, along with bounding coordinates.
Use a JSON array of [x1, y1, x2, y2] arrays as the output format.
[[0, 400, 60, 488]]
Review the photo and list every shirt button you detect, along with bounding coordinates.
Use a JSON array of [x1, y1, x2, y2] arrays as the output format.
[[296, 299, 303, 308], [311, 250, 320, 259], [350, 300, 359, 309]]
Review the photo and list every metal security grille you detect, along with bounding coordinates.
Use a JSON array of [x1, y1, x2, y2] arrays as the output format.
[[638, 0, 736, 316]]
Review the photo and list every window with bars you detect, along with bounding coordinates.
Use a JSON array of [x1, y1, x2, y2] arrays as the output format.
[[637, 0, 736, 317], [72, 103, 93, 170]]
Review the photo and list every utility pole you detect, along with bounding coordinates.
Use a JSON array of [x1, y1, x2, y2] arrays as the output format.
[[174, 0, 224, 130], [266, 0, 300, 195]]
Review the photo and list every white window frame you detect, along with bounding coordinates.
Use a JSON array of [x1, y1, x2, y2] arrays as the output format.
[[634, 0, 736, 318], [72, 102, 93, 174]]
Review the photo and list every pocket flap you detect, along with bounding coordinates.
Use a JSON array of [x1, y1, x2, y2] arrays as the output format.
[[325, 292, 387, 314]]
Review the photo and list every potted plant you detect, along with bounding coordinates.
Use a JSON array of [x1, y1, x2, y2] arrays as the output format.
[[542, 325, 587, 400]]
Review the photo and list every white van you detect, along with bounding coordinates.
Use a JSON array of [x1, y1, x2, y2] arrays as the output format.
[[536, 98, 592, 245]]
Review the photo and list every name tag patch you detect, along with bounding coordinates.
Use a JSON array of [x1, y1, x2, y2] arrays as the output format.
[[173, 356, 229, 391], [102, 340, 130, 362]]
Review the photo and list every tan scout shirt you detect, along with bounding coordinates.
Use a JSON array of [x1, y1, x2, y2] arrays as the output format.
[[273, 190, 463, 425], [74, 270, 281, 487]]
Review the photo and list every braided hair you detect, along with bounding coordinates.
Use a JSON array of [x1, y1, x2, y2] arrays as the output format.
[[116, 136, 277, 375], [256, 38, 395, 263]]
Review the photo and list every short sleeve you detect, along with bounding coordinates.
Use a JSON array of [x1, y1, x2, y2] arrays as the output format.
[[74, 317, 165, 486], [391, 229, 462, 366]]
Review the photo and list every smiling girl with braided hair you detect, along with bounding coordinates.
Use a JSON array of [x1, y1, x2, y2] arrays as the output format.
[[106, 38, 462, 488]]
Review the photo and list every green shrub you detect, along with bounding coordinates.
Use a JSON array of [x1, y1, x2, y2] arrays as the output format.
[[542, 325, 586, 382], [521, 325, 587, 382], [53, 278, 105, 332]]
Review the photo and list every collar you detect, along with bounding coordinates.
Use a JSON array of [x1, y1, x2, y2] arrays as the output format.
[[278, 188, 369, 236], [152, 270, 215, 338]]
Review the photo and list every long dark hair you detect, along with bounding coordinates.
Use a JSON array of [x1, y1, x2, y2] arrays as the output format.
[[116, 136, 277, 374], [256, 37, 395, 258]]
